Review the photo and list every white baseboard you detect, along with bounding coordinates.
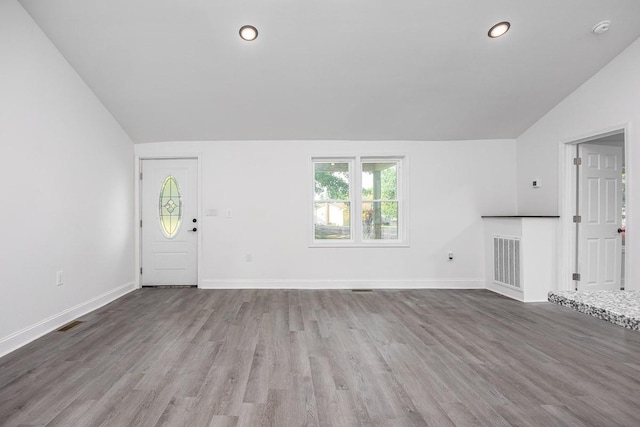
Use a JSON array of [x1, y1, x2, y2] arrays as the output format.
[[0, 282, 136, 358], [486, 283, 524, 302], [199, 278, 484, 290], [486, 282, 549, 303]]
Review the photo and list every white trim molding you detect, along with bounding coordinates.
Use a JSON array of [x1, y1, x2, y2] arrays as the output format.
[[200, 278, 484, 290], [487, 284, 548, 303], [557, 124, 630, 292], [134, 153, 203, 289], [0, 282, 136, 358], [310, 155, 408, 247]]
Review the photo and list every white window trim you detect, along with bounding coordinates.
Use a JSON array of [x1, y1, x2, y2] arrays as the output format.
[[310, 155, 408, 248]]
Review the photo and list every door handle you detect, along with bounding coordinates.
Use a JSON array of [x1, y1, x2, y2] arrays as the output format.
[[188, 227, 197, 232], [617, 228, 625, 233]]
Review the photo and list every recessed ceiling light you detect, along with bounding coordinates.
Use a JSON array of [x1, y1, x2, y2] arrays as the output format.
[[488, 21, 510, 38], [239, 25, 258, 41], [592, 20, 611, 35]]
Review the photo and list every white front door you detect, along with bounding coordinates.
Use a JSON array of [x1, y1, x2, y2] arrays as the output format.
[[141, 159, 198, 286], [578, 144, 623, 290]]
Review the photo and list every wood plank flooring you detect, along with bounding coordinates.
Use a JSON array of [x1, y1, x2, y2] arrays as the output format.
[[1, 289, 640, 426]]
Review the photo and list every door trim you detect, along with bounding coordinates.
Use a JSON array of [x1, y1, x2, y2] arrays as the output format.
[[557, 124, 630, 292], [134, 154, 203, 289]]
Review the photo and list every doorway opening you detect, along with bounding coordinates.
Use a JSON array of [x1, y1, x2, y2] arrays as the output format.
[[572, 131, 626, 291]]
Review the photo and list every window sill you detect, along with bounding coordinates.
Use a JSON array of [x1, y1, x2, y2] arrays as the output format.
[[309, 243, 410, 248]]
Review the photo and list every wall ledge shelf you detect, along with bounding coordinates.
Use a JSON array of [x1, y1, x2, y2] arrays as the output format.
[[481, 215, 559, 218]]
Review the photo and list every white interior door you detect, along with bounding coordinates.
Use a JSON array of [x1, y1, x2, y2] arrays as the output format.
[[141, 159, 198, 286], [578, 144, 622, 290]]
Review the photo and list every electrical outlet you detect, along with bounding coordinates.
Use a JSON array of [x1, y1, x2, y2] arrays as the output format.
[[447, 251, 454, 261], [56, 271, 64, 286], [245, 253, 253, 262], [226, 209, 233, 218]]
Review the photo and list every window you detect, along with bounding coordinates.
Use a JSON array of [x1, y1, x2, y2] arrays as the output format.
[[312, 157, 405, 246], [314, 162, 351, 240], [159, 175, 182, 238]]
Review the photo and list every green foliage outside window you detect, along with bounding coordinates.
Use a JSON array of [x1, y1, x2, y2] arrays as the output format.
[[314, 164, 349, 200]]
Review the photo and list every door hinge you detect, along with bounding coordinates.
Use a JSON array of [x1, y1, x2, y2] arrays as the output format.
[[140, 267, 143, 275], [140, 220, 142, 228], [573, 157, 582, 166], [139, 172, 143, 180], [572, 273, 581, 281], [573, 215, 581, 223]]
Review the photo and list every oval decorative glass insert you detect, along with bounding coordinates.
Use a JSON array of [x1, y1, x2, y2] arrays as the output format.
[[159, 175, 182, 238]]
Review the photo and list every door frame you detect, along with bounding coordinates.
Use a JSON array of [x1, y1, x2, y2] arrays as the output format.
[[135, 154, 203, 289], [557, 124, 630, 291]]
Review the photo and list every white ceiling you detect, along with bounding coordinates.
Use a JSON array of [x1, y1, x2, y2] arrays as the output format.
[[19, 0, 640, 143]]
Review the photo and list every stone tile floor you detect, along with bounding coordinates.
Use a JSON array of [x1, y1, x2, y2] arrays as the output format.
[[548, 290, 640, 331]]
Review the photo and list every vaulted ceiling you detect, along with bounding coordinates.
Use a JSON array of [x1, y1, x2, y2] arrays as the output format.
[[19, 0, 640, 142]]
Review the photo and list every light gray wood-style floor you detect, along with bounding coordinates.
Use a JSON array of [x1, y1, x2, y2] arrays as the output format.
[[2, 289, 640, 427]]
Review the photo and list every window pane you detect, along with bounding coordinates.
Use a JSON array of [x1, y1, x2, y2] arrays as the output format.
[[159, 175, 182, 238], [314, 162, 350, 201], [362, 162, 397, 201], [314, 202, 351, 239], [362, 201, 398, 240]]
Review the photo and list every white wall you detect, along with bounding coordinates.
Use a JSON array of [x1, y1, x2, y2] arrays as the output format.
[[516, 36, 640, 290], [136, 139, 516, 288], [0, 0, 135, 356]]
